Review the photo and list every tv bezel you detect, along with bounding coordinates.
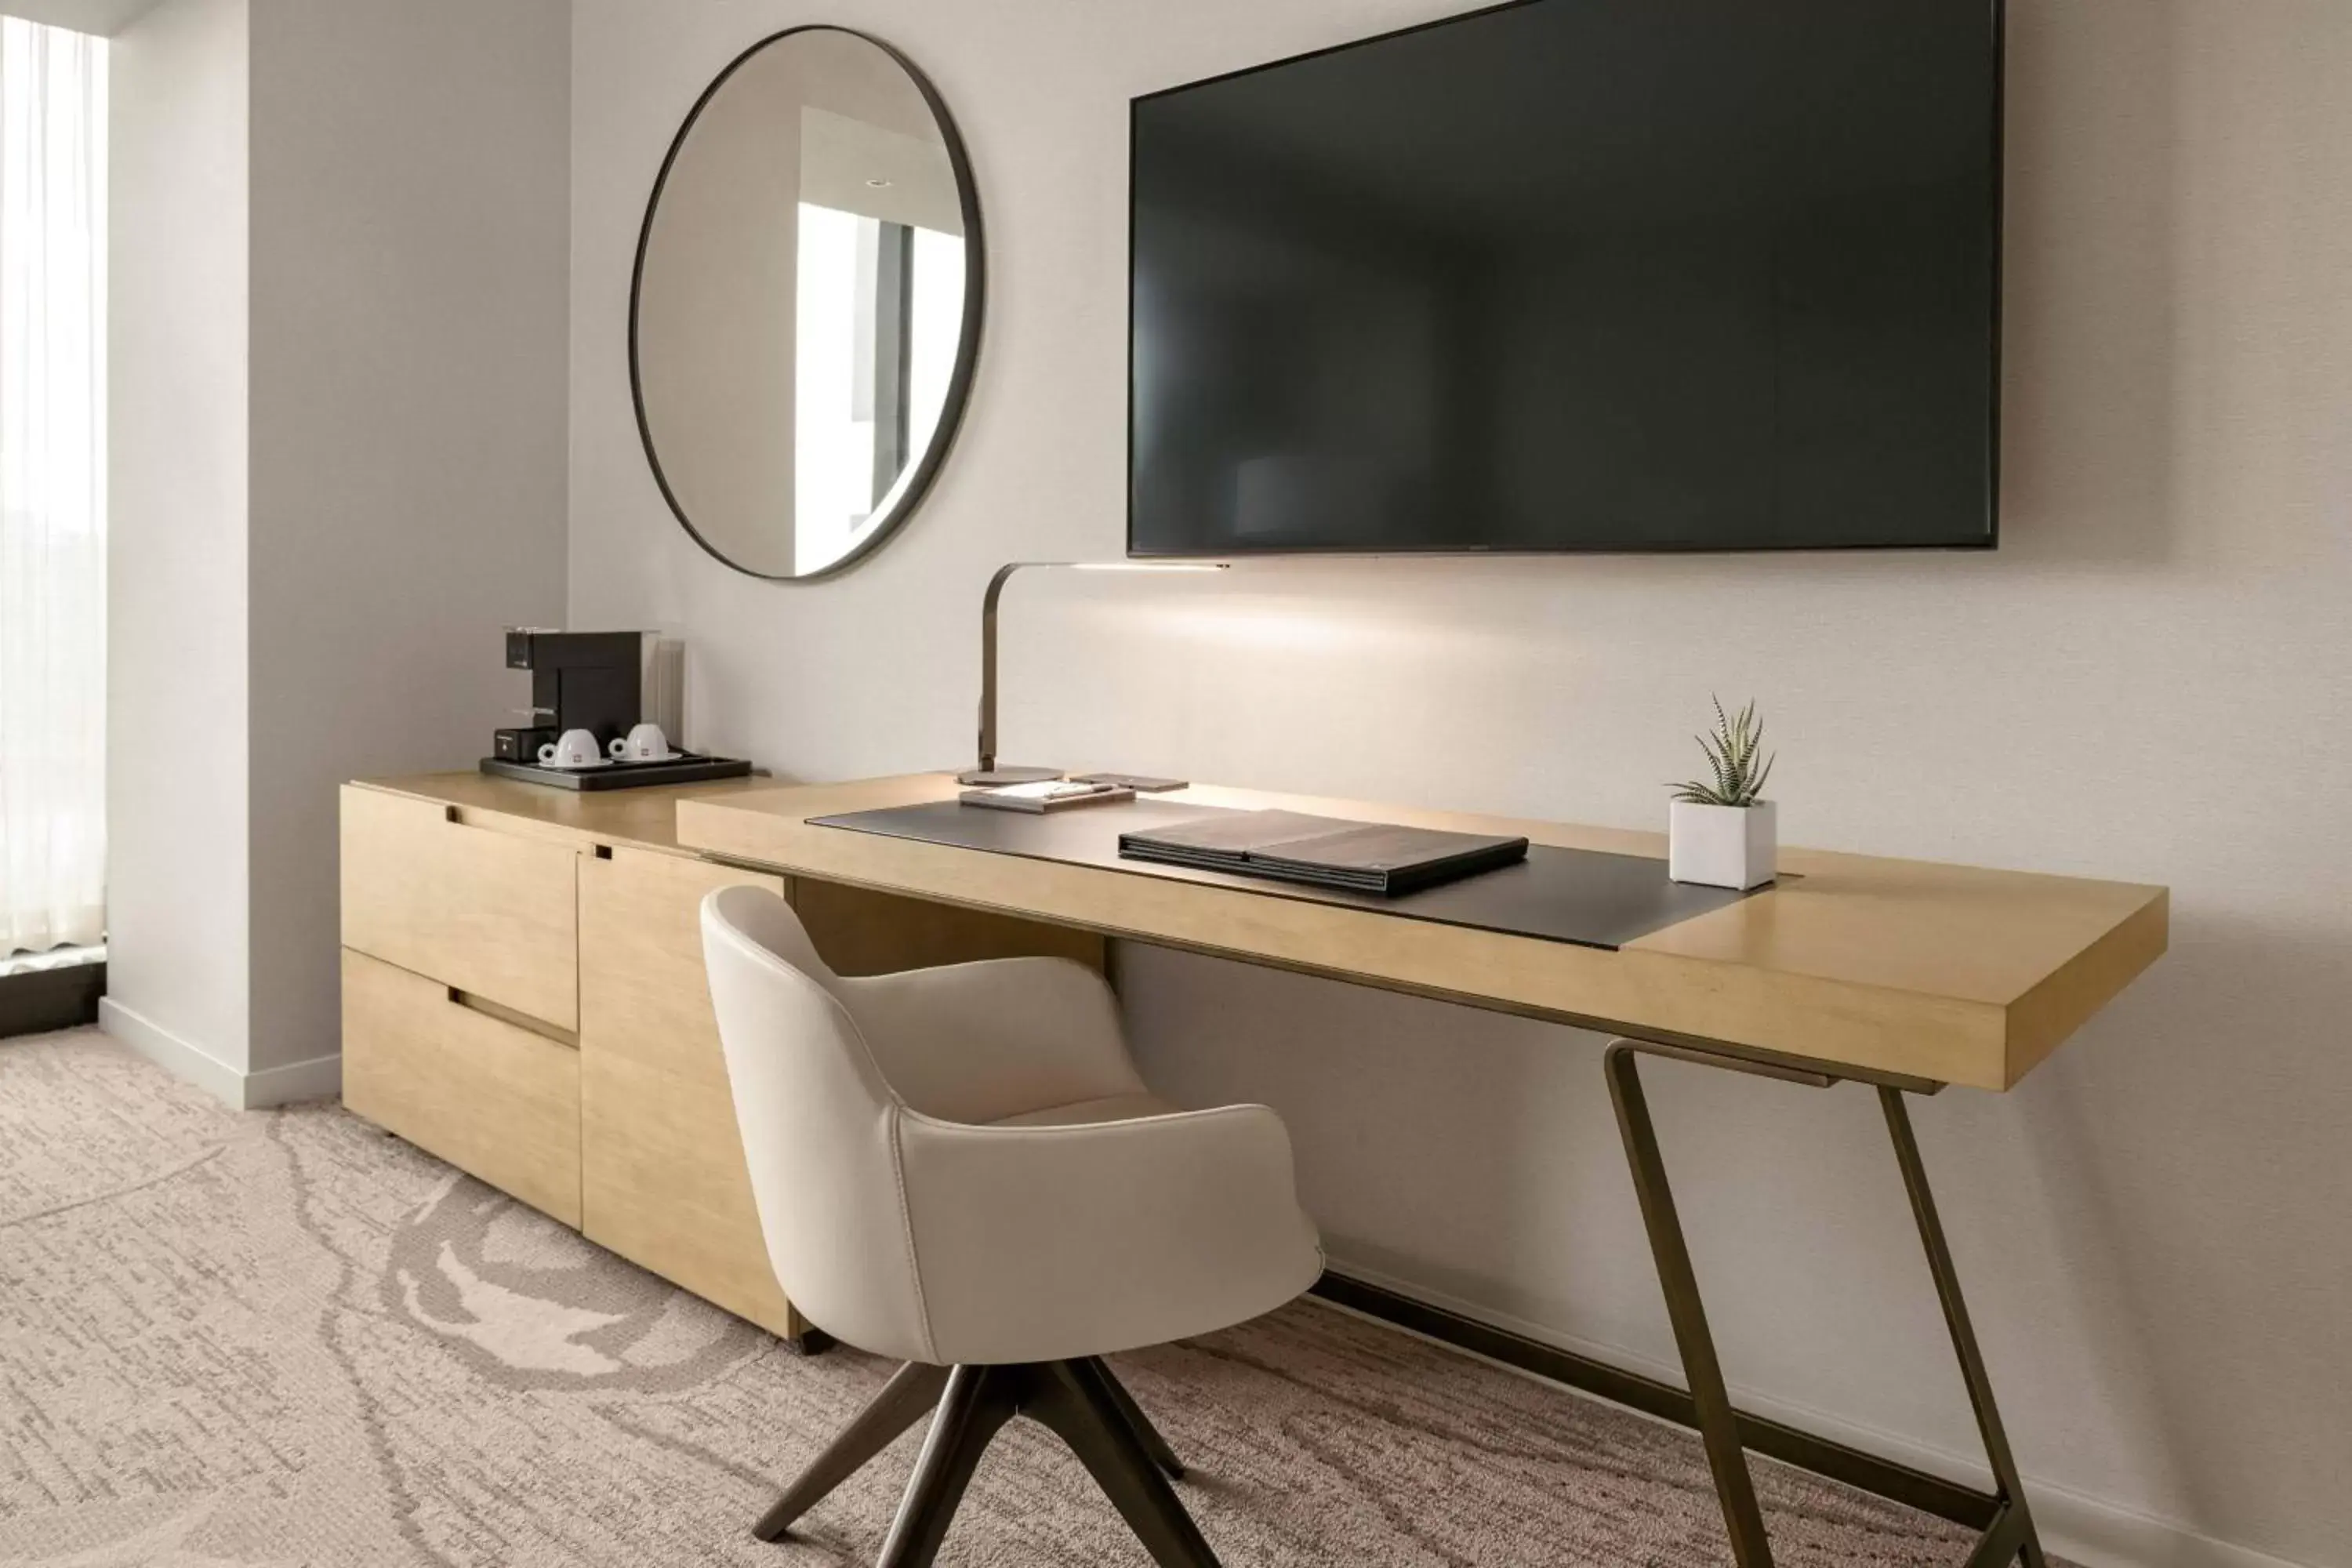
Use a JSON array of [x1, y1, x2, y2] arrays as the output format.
[[1125, 0, 2006, 558]]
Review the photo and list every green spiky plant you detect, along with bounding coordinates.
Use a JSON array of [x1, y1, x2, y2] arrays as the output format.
[[1671, 698, 1775, 808]]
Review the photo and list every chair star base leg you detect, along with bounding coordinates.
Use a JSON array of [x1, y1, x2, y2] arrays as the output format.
[[1102, 1357, 1188, 1479], [874, 1358, 1220, 1568], [752, 1360, 948, 1541]]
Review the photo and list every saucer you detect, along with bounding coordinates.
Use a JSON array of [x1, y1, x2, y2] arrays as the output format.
[[614, 749, 688, 764], [542, 754, 611, 770]]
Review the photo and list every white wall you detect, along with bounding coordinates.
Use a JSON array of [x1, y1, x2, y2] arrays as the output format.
[[106, 0, 251, 1085], [106, 0, 570, 1099], [245, 0, 570, 1078], [568, 4, 2352, 1566]]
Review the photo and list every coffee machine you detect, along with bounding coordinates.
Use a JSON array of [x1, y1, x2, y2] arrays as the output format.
[[492, 629, 648, 763], [483, 629, 749, 789]]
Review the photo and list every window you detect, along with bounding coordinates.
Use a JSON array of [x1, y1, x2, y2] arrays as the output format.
[[0, 17, 107, 960], [791, 203, 966, 577]]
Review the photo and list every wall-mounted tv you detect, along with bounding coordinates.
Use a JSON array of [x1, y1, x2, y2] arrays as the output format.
[[1129, 0, 2003, 556]]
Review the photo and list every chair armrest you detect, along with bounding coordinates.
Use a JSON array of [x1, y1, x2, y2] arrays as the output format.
[[894, 1104, 1324, 1366], [838, 956, 1148, 1126]]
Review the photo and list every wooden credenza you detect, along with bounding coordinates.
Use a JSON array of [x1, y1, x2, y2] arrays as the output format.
[[338, 772, 1101, 1345]]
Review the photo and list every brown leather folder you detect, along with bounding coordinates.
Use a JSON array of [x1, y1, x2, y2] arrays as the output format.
[[1120, 810, 1528, 895]]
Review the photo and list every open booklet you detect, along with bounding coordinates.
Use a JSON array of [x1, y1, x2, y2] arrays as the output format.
[[1119, 809, 1528, 896], [959, 779, 1136, 813]]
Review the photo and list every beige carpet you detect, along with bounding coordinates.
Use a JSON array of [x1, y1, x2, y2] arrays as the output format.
[[1, 1030, 1998, 1567]]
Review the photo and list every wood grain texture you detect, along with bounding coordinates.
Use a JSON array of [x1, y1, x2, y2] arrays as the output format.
[[791, 876, 1105, 977], [2005, 886, 2170, 1085], [340, 784, 583, 1031], [578, 848, 801, 1338], [677, 775, 2170, 1091], [343, 776, 1108, 1341], [358, 771, 779, 854], [341, 949, 582, 1226]]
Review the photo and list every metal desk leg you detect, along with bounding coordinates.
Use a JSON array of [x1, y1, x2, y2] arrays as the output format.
[[1603, 1040, 2047, 1568], [1605, 1043, 1775, 1567], [1881, 1087, 2048, 1568]]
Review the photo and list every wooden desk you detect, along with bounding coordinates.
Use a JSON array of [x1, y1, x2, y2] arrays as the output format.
[[681, 772, 2167, 1568], [679, 774, 2166, 1093]]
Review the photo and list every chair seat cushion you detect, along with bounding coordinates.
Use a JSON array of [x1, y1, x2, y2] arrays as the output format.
[[990, 1091, 1178, 1128]]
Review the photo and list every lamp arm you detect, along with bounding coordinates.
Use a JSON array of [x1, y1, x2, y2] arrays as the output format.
[[976, 561, 1064, 773], [971, 557, 1225, 776]]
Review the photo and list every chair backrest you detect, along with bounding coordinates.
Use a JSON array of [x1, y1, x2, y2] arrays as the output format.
[[700, 884, 932, 1359]]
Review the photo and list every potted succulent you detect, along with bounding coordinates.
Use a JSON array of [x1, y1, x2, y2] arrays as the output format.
[[1668, 699, 1777, 890]]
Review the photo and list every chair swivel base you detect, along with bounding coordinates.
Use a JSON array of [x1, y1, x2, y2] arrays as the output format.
[[755, 1356, 1203, 1567]]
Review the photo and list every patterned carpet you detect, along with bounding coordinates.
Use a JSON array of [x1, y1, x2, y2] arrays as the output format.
[[0, 1030, 1996, 1566]]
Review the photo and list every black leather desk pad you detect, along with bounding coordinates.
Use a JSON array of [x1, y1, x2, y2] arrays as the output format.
[[811, 800, 1769, 952]]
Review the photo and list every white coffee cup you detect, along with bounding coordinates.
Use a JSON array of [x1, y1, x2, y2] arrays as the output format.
[[610, 722, 674, 763], [537, 728, 605, 768]]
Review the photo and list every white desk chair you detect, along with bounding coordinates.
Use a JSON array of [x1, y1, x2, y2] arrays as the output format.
[[701, 885, 1323, 1568]]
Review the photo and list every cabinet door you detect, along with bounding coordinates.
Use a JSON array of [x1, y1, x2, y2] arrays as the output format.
[[578, 848, 800, 1339], [340, 785, 582, 1032], [343, 949, 582, 1225]]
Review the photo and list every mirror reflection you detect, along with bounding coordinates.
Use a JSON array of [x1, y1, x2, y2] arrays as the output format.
[[633, 28, 980, 579]]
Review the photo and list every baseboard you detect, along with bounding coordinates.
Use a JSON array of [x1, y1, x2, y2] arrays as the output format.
[[100, 997, 245, 1104], [99, 998, 342, 1110], [1315, 1257, 2318, 1568], [243, 1048, 343, 1108]]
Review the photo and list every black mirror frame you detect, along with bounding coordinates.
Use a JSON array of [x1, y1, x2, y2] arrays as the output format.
[[628, 26, 986, 583]]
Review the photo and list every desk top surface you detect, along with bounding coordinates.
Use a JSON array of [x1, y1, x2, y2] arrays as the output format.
[[675, 775, 2168, 1092], [815, 797, 1763, 950]]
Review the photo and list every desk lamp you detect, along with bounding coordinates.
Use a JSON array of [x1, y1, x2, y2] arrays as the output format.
[[958, 561, 1228, 787]]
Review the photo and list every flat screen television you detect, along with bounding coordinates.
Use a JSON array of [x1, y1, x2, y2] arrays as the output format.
[[1129, 0, 2003, 556]]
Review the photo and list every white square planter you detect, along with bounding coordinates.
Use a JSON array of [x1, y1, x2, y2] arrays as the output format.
[[1669, 800, 1777, 890]]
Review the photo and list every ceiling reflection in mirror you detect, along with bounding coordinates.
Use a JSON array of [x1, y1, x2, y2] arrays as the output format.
[[632, 29, 981, 579]]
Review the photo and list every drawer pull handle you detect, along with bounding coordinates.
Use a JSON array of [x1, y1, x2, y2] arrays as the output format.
[[444, 985, 580, 1047]]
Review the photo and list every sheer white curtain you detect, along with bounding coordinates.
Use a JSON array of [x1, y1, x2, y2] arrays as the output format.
[[0, 19, 106, 956]]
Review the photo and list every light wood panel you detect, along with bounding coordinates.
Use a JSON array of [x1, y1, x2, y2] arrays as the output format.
[[792, 876, 1104, 977], [356, 771, 781, 854], [578, 848, 800, 1338], [340, 784, 583, 1031], [342, 949, 582, 1225], [341, 775, 1112, 1341], [677, 775, 2169, 1091]]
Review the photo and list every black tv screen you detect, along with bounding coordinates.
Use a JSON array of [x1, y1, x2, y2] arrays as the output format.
[[1129, 0, 2002, 555]]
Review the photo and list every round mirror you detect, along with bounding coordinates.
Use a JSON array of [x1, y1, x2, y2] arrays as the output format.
[[631, 28, 982, 579]]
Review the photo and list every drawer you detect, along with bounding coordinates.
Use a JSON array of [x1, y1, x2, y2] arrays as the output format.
[[579, 848, 798, 1337], [340, 784, 580, 1032], [343, 948, 582, 1225]]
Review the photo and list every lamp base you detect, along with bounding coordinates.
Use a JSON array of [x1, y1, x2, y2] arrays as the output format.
[[955, 764, 1065, 787]]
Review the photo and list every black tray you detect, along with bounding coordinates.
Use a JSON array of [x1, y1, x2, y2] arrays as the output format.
[[479, 753, 752, 791]]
